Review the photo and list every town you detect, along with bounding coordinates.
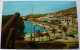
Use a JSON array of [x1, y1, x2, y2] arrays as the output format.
[[22, 7, 78, 42]]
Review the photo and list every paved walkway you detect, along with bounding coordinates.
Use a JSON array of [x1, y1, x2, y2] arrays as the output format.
[[55, 34, 79, 42]]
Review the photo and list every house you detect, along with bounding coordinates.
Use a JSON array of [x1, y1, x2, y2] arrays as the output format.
[[21, 16, 26, 20], [47, 14, 54, 17], [28, 18, 37, 21], [61, 18, 72, 26], [74, 17, 78, 23]]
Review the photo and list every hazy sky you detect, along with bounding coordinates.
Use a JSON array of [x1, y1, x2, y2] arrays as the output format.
[[3, 1, 76, 16]]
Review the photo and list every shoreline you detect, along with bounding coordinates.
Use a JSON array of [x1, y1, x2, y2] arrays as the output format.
[[23, 21, 78, 42]]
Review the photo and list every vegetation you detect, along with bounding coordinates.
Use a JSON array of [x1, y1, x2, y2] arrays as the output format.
[[55, 36, 62, 39], [36, 30, 41, 41], [21, 7, 77, 18], [52, 28, 57, 37], [26, 14, 47, 18], [13, 17, 25, 40], [62, 26, 67, 36], [2, 14, 25, 40], [46, 39, 55, 41], [2, 14, 13, 27], [45, 33, 49, 40], [66, 33, 75, 38], [56, 7, 77, 17]]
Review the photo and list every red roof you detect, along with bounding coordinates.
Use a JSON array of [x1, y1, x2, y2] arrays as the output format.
[[58, 19, 61, 21], [58, 26, 61, 29], [63, 18, 70, 20]]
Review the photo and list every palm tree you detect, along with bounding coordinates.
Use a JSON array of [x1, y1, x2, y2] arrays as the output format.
[[62, 26, 67, 36], [46, 33, 49, 40], [49, 35, 50, 40], [52, 28, 57, 37], [36, 30, 41, 41]]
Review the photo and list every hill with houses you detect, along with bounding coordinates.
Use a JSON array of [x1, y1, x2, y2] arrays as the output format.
[[22, 7, 77, 18]]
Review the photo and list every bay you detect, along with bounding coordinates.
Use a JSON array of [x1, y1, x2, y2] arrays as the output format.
[[24, 22, 46, 35]]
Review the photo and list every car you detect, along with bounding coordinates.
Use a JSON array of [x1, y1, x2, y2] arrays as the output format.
[[58, 31, 62, 33]]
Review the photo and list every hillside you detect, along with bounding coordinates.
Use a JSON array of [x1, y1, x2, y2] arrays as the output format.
[[26, 14, 47, 18], [55, 7, 77, 17], [22, 7, 77, 18]]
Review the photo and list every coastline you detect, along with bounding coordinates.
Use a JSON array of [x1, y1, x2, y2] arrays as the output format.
[[23, 21, 78, 42]]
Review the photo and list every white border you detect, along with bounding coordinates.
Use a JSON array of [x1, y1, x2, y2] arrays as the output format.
[[3, 0, 76, 1], [0, 0, 80, 50], [0, 0, 3, 49]]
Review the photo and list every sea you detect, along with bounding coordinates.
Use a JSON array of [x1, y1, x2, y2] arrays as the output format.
[[24, 22, 46, 35]]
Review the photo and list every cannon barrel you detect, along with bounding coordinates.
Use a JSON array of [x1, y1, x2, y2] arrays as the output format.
[[1, 12, 20, 48]]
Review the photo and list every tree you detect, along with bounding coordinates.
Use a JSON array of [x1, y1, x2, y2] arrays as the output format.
[[62, 26, 67, 36], [52, 28, 57, 37], [36, 30, 41, 41], [2, 14, 13, 27], [13, 17, 25, 40], [45, 33, 49, 40]]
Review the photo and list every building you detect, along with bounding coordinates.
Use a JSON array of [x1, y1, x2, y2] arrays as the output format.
[[21, 16, 26, 20], [61, 18, 72, 26], [28, 18, 37, 21]]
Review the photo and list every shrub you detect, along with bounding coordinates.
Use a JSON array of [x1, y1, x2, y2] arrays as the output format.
[[55, 36, 62, 39], [66, 33, 75, 38], [46, 39, 55, 41]]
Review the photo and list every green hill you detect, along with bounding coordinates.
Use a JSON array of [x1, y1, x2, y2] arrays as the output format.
[[22, 7, 77, 18], [25, 14, 47, 18], [55, 7, 77, 17]]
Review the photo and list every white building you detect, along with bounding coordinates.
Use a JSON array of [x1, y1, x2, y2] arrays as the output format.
[[61, 18, 73, 26]]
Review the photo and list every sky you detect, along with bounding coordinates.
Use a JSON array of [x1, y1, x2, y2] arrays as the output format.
[[3, 1, 76, 16]]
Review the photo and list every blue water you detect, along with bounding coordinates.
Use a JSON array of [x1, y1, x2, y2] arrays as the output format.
[[24, 22, 46, 35]]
